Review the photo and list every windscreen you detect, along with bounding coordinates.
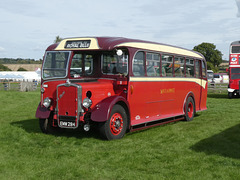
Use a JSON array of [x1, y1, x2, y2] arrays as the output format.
[[231, 68, 240, 79], [231, 46, 240, 53], [42, 51, 70, 79]]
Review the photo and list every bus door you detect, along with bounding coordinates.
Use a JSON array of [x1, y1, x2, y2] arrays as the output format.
[[195, 60, 202, 110], [200, 61, 207, 110], [128, 52, 170, 126], [128, 51, 149, 125]]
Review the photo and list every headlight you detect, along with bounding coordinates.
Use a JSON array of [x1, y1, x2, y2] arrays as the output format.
[[43, 97, 51, 108], [82, 97, 92, 108]]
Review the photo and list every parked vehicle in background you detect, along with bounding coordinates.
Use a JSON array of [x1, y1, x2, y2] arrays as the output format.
[[213, 73, 229, 84], [207, 70, 214, 83], [220, 73, 229, 84], [228, 41, 240, 98], [35, 37, 208, 140], [213, 74, 222, 83]]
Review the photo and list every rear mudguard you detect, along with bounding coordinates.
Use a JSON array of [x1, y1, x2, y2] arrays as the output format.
[[35, 103, 51, 119], [90, 95, 129, 122]]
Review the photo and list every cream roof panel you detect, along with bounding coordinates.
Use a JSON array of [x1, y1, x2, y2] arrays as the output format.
[[55, 38, 100, 50], [116, 42, 203, 59]]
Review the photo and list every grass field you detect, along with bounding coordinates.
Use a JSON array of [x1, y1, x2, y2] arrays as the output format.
[[0, 91, 240, 179]]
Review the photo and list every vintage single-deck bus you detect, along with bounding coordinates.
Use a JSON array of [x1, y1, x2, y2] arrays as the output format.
[[228, 41, 240, 98], [36, 37, 207, 140]]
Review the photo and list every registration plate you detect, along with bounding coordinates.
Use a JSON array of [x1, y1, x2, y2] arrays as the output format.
[[59, 121, 76, 127]]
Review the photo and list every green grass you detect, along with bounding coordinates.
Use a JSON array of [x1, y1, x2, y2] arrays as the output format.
[[0, 91, 240, 179]]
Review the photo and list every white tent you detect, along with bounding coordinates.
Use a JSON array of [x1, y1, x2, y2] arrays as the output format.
[[0, 68, 41, 82]]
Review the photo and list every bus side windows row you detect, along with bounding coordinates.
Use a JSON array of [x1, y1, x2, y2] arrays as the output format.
[[133, 51, 145, 76], [132, 51, 206, 78], [186, 58, 194, 77], [146, 53, 160, 77]]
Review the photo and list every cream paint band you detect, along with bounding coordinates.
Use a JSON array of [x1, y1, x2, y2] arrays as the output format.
[[55, 38, 100, 50], [130, 77, 207, 89], [116, 42, 203, 59]]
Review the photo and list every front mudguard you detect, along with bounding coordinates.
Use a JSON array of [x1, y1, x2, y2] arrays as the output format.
[[90, 96, 129, 122], [35, 103, 51, 119]]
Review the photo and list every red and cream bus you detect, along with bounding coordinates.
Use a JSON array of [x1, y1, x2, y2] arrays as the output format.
[[228, 41, 240, 98], [36, 37, 207, 140]]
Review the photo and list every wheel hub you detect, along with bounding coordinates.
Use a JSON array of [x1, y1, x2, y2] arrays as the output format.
[[110, 113, 123, 135]]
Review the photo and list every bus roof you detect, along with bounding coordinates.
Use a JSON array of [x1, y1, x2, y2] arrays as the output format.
[[231, 41, 240, 45], [49, 37, 204, 59]]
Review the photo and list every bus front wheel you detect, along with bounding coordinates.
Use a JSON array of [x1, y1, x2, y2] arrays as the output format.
[[39, 118, 55, 134], [185, 97, 195, 121], [99, 104, 128, 140], [39, 117, 64, 134]]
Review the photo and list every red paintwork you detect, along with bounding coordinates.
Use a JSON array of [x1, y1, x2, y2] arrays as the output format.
[[229, 41, 240, 91], [36, 37, 207, 131], [57, 85, 78, 116], [90, 95, 129, 122], [229, 54, 240, 90], [128, 80, 206, 126]]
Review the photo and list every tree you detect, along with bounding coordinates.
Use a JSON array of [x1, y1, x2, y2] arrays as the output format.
[[17, 67, 27, 71], [0, 64, 12, 71], [193, 43, 223, 72], [54, 36, 63, 43]]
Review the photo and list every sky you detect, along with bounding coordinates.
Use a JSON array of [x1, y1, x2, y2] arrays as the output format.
[[0, 0, 240, 60]]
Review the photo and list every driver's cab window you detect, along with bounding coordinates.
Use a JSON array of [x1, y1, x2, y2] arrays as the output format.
[[70, 53, 93, 77], [85, 55, 93, 75], [102, 50, 128, 76]]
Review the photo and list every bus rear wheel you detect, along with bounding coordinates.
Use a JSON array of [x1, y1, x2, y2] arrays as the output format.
[[99, 104, 127, 140], [185, 97, 195, 121]]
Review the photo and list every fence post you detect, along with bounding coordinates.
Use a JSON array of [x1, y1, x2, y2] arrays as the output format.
[[3, 80, 8, 91]]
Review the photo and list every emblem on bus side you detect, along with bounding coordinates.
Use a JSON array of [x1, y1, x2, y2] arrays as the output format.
[[135, 115, 140, 120]]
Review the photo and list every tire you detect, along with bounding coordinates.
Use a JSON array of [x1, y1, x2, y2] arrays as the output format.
[[185, 97, 195, 121], [39, 118, 54, 134], [39, 115, 64, 134], [99, 105, 128, 140], [228, 92, 233, 99]]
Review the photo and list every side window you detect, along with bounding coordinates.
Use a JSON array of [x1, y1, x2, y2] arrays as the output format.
[[133, 51, 145, 76], [202, 61, 207, 78], [174, 57, 185, 77], [186, 58, 194, 77], [71, 54, 83, 76], [102, 51, 128, 76], [162, 55, 173, 77], [85, 55, 93, 75], [195, 60, 201, 78], [146, 53, 160, 77]]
